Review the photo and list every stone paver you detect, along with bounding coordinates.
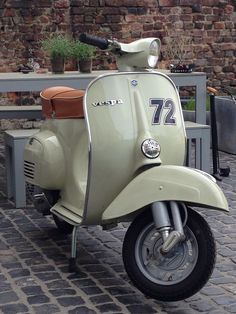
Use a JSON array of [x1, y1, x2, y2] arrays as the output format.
[[0, 142, 236, 313]]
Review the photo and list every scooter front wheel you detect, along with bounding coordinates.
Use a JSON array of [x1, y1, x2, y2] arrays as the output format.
[[122, 207, 216, 301]]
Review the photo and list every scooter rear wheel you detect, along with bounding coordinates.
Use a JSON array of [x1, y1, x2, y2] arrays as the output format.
[[42, 189, 74, 235], [122, 207, 216, 301], [53, 214, 74, 235]]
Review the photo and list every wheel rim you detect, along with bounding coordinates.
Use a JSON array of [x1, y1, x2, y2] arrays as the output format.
[[135, 222, 199, 285]]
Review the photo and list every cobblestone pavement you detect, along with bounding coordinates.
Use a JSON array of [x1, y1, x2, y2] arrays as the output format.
[[0, 148, 236, 313]]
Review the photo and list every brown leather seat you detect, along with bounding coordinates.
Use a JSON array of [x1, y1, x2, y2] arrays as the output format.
[[40, 86, 85, 119]]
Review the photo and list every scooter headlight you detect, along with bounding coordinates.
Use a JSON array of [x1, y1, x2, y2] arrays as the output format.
[[117, 38, 161, 70], [147, 40, 160, 68], [141, 139, 161, 159]]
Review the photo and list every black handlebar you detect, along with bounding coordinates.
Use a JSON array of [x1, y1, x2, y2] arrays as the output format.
[[79, 33, 110, 50]]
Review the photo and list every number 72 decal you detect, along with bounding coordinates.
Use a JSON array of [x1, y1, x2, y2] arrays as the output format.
[[150, 98, 176, 125]]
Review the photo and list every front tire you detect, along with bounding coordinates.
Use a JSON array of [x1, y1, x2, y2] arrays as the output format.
[[122, 207, 216, 301]]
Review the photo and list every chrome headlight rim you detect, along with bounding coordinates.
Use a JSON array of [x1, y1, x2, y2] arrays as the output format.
[[147, 39, 160, 68]]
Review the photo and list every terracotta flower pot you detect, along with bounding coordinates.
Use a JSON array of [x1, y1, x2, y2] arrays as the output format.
[[78, 59, 92, 73], [51, 57, 65, 74]]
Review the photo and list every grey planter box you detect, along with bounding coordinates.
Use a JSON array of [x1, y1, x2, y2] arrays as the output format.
[[183, 110, 210, 125], [215, 96, 236, 154]]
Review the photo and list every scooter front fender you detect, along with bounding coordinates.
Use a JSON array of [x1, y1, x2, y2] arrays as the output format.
[[102, 165, 228, 221]]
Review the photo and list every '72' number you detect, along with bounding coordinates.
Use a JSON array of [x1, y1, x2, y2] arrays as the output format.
[[150, 98, 176, 125]]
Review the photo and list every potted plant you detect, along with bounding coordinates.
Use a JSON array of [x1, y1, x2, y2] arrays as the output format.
[[42, 34, 72, 74], [163, 32, 194, 73], [71, 40, 95, 73]]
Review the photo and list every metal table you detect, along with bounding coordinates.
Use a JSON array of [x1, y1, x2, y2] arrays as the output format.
[[0, 105, 42, 119], [0, 70, 207, 124]]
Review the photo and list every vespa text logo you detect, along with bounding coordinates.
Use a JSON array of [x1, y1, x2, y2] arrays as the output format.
[[92, 99, 124, 107]]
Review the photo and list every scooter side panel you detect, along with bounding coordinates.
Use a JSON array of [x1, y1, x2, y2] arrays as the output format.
[[83, 72, 186, 224], [102, 165, 229, 221], [24, 129, 66, 189], [24, 119, 89, 219], [45, 119, 89, 217]]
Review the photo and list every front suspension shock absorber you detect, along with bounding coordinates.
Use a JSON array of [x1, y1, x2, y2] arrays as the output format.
[[151, 201, 187, 253]]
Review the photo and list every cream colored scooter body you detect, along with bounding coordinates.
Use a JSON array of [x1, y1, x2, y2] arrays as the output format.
[[24, 71, 228, 226], [24, 35, 229, 302]]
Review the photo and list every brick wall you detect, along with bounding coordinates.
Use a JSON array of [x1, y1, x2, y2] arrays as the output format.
[[0, 0, 235, 87], [0, 0, 71, 70]]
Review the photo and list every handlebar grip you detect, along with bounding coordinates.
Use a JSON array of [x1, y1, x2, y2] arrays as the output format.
[[79, 33, 109, 50]]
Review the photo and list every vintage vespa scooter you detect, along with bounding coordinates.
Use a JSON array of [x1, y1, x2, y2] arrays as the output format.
[[24, 34, 228, 301]]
